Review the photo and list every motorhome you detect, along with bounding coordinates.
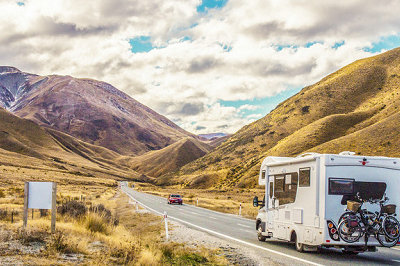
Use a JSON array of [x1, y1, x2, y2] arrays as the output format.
[[253, 152, 400, 253]]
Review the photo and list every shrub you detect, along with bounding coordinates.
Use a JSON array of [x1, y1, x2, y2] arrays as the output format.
[[57, 201, 87, 218], [47, 231, 69, 253], [90, 204, 118, 225], [16, 228, 48, 245], [0, 209, 7, 220], [85, 213, 110, 234], [0, 189, 5, 198]]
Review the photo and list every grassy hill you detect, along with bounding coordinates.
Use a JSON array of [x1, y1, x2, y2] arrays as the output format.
[[120, 137, 211, 179], [173, 47, 400, 188], [0, 107, 141, 181]]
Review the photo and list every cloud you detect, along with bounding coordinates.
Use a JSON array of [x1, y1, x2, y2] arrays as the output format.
[[1, 0, 400, 134]]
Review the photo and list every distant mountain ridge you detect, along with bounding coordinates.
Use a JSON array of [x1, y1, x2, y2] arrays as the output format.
[[173, 47, 400, 188], [0, 67, 194, 156], [198, 133, 227, 140]]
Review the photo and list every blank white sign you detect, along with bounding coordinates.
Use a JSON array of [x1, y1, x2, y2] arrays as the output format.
[[28, 182, 53, 209]]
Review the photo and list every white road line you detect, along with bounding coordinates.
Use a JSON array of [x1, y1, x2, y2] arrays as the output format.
[[237, 223, 252, 228], [123, 189, 323, 266], [392, 259, 400, 263], [209, 217, 218, 220]]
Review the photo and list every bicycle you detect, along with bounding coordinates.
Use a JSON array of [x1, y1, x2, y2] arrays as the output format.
[[337, 193, 400, 248]]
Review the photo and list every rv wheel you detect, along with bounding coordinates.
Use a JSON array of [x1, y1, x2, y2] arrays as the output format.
[[294, 233, 304, 252], [257, 224, 267, 242]]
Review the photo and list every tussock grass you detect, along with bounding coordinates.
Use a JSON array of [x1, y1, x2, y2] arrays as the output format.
[[84, 213, 111, 234], [0, 182, 228, 265]]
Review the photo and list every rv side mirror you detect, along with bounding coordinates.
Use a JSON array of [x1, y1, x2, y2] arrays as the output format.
[[253, 196, 259, 207]]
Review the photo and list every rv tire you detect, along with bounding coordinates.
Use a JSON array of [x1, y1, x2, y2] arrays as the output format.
[[257, 224, 267, 242], [293, 232, 304, 252]]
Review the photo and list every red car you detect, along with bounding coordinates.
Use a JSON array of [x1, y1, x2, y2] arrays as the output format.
[[168, 194, 183, 205]]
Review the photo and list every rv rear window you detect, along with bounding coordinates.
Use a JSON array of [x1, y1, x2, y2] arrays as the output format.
[[299, 168, 311, 187], [329, 178, 354, 195]]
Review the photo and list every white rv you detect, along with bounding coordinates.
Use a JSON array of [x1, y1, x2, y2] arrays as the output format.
[[253, 152, 400, 253]]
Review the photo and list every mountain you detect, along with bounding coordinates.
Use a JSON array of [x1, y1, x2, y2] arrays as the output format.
[[119, 137, 212, 179], [173, 47, 400, 188], [198, 133, 228, 140], [0, 67, 194, 156], [0, 107, 141, 180]]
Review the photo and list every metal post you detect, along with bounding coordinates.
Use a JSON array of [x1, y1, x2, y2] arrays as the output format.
[[164, 211, 169, 241], [136, 201, 139, 211], [51, 183, 57, 233], [32, 209, 34, 219], [11, 210, 14, 223], [196, 197, 199, 206], [239, 203, 242, 216], [23, 182, 29, 228]]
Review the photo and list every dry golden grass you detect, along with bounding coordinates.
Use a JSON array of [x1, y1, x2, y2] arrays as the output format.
[[0, 171, 228, 265]]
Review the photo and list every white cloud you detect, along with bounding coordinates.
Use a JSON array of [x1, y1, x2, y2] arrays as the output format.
[[1, 0, 400, 134]]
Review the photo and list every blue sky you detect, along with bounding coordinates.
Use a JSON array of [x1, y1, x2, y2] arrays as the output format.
[[363, 35, 400, 53]]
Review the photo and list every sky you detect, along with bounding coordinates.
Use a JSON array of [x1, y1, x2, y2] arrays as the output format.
[[1, 0, 400, 134]]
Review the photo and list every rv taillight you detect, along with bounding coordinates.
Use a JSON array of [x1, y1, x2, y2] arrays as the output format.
[[328, 223, 334, 228], [326, 240, 331, 243], [362, 161, 366, 165], [333, 234, 339, 240], [330, 228, 337, 234]]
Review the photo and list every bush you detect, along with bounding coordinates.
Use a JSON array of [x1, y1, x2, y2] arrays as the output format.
[[0, 209, 7, 220], [0, 189, 5, 198], [16, 228, 48, 245], [90, 204, 118, 225], [57, 200, 87, 218], [85, 213, 110, 234]]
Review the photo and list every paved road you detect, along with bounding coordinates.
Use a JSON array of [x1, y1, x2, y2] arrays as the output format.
[[121, 184, 400, 265]]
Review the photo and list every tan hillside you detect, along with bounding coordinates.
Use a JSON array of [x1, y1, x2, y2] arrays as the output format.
[[0, 107, 141, 180], [121, 137, 212, 178], [174, 47, 400, 188]]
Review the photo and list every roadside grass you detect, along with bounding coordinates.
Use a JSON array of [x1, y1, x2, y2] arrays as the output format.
[[134, 182, 261, 219], [0, 166, 228, 265]]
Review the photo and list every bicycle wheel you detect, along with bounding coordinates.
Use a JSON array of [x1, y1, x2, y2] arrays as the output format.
[[338, 211, 354, 224], [382, 216, 400, 240], [376, 231, 399, 248], [338, 219, 362, 243]]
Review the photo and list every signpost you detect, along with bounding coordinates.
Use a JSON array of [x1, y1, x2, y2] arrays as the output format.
[[23, 182, 57, 233], [164, 211, 169, 241]]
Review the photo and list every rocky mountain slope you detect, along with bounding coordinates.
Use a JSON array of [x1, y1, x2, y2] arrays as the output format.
[[174, 47, 400, 188], [0, 67, 194, 156]]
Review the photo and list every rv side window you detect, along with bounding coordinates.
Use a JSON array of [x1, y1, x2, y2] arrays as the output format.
[[274, 175, 285, 192], [329, 178, 354, 195], [273, 172, 299, 205], [299, 167, 311, 187], [269, 180, 274, 198], [261, 170, 266, 179]]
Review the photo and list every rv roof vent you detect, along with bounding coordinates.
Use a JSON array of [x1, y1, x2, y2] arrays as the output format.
[[339, 151, 356, 156], [296, 152, 319, 158]]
